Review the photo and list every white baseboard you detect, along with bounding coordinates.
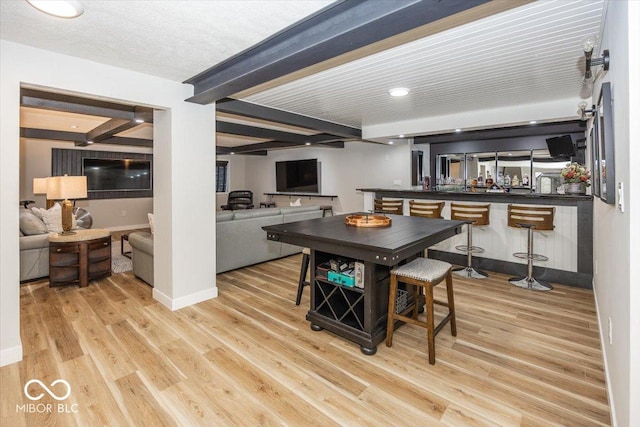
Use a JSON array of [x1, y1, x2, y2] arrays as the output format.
[[153, 286, 218, 311], [106, 224, 150, 232], [593, 280, 617, 426], [0, 345, 23, 367]]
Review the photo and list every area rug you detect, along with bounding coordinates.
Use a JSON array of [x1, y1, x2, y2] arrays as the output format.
[[111, 245, 132, 273]]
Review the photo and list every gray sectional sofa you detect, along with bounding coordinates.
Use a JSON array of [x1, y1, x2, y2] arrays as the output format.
[[128, 205, 323, 285]]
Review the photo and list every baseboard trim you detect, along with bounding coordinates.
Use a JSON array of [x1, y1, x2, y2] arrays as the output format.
[[153, 286, 218, 311], [0, 344, 23, 367], [593, 280, 616, 426]]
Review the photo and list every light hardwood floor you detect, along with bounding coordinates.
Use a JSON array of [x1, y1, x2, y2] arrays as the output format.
[[2, 255, 610, 426]]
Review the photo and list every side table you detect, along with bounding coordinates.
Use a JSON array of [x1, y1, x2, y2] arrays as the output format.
[[49, 229, 112, 287], [121, 233, 131, 259]]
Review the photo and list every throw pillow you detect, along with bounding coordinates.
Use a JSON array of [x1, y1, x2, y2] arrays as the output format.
[[148, 213, 154, 234], [41, 203, 63, 233], [19, 209, 48, 235]]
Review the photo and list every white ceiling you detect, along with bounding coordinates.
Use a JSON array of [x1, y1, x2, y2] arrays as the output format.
[[2, 0, 607, 147], [0, 0, 333, 82], [242, 0, 606, 130]]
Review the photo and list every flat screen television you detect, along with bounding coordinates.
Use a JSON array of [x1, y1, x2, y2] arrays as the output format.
[[82, 158, 152, 191], [275, 158, 320, 193], [545, 135, 576, 158]]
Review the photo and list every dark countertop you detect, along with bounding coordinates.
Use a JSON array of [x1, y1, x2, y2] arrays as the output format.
[[357, 188, 592, 206]]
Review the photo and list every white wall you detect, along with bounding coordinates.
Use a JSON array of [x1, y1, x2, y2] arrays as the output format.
[[20, 138, 153, 229], [243, 141, 412, 214], [1, 40, 217, 366], [591, 2, 638, 426]]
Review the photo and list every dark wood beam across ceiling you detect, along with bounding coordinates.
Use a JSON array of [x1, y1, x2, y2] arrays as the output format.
[[185, 0, 492, 104], [216, 98, 361, 139]]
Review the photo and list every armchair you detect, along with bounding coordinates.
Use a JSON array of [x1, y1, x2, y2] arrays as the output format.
[[221, 190, 254, 210]]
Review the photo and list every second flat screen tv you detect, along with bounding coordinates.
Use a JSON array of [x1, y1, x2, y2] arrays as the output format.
[[275, 158, 320, 193]]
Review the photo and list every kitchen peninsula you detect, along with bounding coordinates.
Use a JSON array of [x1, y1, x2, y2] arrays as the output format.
[[358, 188, 593, 288]]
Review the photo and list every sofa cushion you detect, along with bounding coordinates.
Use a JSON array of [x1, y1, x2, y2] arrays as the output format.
[[129, 231, 154, 255], [279, 205, 320, 214], [216, 211, 234, 222], [19, 209, 48, 235], [148, 213, 154, 234], [233, 208, 281, 220]]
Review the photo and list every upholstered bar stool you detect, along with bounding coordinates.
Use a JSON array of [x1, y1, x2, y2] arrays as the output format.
[[374, 198, 404, 215], [386, 257, 456, 365], [450, 203, 490, 279], [507, 205, 555, 291], [295, 248, 311, 305], [409, 200, 444, 219]]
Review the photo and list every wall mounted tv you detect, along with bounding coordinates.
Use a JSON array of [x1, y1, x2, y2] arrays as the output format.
[[82, 158, 152, 191], [545, 135, 576, 158], [275, 158, 320, 193]]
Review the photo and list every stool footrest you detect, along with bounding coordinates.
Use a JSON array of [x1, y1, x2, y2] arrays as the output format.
[[513, 252, 548, 262], [455, 245, 485, 254]]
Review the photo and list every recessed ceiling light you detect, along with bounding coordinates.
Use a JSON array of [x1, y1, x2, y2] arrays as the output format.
[[399, 134, 404, 138], [134, 119, 145, 124], [388, 141, 394, 145], [70, 125, 78, 129], [455, 128, 462, 132], [508, 153, 513, 156], [305, 142, 311, 146], [529, 120, 537, 124], [388, 87, 410, 97], [26, 0, 84, 18], [86, 140, 94, 144], [230, 152, 235, 155]]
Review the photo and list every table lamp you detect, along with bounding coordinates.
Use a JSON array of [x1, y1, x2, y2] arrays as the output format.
[[33, 177, 55, 208], [47, 175, 88, 235]]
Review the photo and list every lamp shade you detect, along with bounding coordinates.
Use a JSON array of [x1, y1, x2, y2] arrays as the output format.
[[47, 175, 87, 200], [33, 177, 49, 194]]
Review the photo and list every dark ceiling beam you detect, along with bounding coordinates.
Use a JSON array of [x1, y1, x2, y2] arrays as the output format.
[[20, 128, 86, 143], [216, 98, 361, 139], [216, 121, 344, 145], [217, 140, 344, 155], [414, 120, 585, 145], [20, 88, 155, 122], [185, 0, 491, 104], [85, 118, 133, 144]]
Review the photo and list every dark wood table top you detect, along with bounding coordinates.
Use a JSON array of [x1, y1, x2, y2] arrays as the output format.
[[264, 213, 465, 266]]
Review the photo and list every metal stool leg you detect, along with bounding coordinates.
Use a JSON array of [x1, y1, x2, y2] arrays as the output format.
[[509, 227, 553, 291], [453, 223, 488, 279]]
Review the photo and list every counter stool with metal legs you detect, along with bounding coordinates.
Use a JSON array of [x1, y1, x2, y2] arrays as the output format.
[[450, 203, 490, 279], [386, 257, 456, 365], [507, 205, 555, 291], [296, 248, 311, 305], [409, 200, 444, 219]]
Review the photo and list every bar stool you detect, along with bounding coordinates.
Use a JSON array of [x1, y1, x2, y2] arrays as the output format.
[[385, 257, 456, 365], [450, 203, 490, 279], [409, 200, 444, 219], [374, 198, 403, 215], [295, 248, 311, 305], [507, 205, 555, 291]]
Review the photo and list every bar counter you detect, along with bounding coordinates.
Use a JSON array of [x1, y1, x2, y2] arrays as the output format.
[[357, 188, 593, 288]]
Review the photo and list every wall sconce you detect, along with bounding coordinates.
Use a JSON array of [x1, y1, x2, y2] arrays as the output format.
[[577, 101, 596, 121], [583, 37, 609, 83]]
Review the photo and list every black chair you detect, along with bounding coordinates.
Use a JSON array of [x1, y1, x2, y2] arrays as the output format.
[[221, 190, 254, 210]]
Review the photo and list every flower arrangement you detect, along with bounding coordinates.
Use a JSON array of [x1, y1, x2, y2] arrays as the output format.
[[561, 162, 591, 187]]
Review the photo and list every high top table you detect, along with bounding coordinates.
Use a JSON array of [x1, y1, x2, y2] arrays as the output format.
[[264, 213, 464, 355]]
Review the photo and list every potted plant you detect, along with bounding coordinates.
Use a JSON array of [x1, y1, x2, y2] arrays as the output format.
[[561, 162, 591, 194]]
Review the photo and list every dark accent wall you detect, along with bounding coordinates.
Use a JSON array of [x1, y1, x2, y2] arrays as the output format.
[[51, 148, 153, 200]]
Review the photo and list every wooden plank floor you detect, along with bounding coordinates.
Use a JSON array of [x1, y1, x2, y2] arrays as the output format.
[[2, 255, 610, 426]]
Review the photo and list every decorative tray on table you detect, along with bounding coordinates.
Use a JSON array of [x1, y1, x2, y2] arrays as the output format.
[[345, 214, 392, 228]]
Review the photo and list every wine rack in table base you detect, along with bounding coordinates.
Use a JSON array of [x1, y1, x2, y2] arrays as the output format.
[[307, 250, 391, 355]]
